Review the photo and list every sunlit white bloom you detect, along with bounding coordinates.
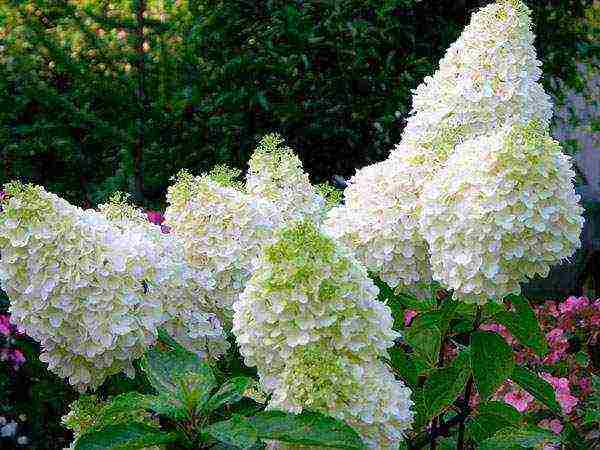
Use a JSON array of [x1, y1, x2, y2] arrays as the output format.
[[164, 170, 282, 322], [325, 0, 552, 293], [246, 134, 326, 224], [99, 194, 229, 358], [420, 122, 584, 303], [0, 184, 163, 390], [234, 222, 413, 448]]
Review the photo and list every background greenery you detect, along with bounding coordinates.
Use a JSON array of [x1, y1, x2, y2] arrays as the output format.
[[0, 0, 597, 207]]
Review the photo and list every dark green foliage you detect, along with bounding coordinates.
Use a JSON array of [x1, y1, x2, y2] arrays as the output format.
[[0, 0, 596, 206]]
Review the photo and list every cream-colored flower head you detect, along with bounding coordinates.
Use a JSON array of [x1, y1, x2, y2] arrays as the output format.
[[247, 134, 326, 224], [99, 193, 229, 359], [420, 121, 584, 303], [326, 0, 553, 294], [233, 222, 413, 448], [0, 184, 163, 390], [164, 169, 281, 322]]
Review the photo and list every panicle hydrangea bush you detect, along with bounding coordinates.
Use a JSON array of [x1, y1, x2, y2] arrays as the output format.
[[246, 134, 326, 224], [420, 122, 584, 303], [233, 222, 414, 449], [325, 0, 561, 299]]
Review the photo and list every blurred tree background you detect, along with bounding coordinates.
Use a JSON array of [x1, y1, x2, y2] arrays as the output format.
[[0, 0, 597, 208]]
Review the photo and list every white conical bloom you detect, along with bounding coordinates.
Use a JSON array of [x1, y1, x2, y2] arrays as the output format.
[[99, 194, 229, 359], [325, 158, 432, 293], [164, 170, 282, 322], [325, 0, 551, 293], [420, 121, 584, 304], [246, 134, 326, 224], [0, 184, 163, 391], [233, 222, 413, 448]]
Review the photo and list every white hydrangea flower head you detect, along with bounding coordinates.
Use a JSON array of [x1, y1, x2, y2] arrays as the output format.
[[99, 193, 229, 359], [233, 222, 413, 448], [325, 0, 552, 294], [420, 121, 585, 304], [246, 134, 326, 224], [325, 158, 432, 293], [398, 0, 552, 168], [0, 184, 164, 391], [164, 169, 281, 322]]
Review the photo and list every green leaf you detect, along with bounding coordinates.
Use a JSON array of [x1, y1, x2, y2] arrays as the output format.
[[140, 343, 215, 413], [467, 401, 522, 443], [73, 422, 178, 450], [207, 415, 259, 450], [478, 425, 560, 450], [388, 347, 419, 389], [423, 350, 471, 420], [204, 377, 252, 412], [248, 410, 364, 449], [494, 295, 548, 356], [95, 393, 155, 428], [405, 317, 442, 367], [471, 331, 514, 400], [510, 366, 561, 414]]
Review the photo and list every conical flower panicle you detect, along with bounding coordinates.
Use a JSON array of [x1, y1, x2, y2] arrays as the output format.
[[233, 222, 413, 449], [246, 134, 326, 224], [0, 183, 163, 390], [99, 193, 229, 359], [420, 121, 585, 303], [326, 0, 555, 295], [325, 159, 432, 292], [398, 0, 551, 167], [164, 170, 282, 321]]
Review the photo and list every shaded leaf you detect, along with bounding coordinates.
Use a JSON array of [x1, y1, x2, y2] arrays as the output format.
[[495, 295, 548, 356], [73, 422, 178, 450], [405, 318, 442, 367], [207, 415, 259, 450], [248, 410, 364, 449], [467, 401, 522, 443], [388, 347, 419, 389], [510, 366, 561, 414], [472, 331, 514, 400], [478, 425, 560, 450], [423, 350, 471, 420], [140, 344, 215, 411], [204, 377, 253, 412]]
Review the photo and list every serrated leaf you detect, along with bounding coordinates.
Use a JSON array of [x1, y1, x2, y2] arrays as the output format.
[[204, 377, 252, 412], [478, 425, 560, 450], [405, 318, 442, 367], [73, 422, 178, 450], [248, 410, 364, 449], [423, 350, 471, 420], [207, 415, 259, 450], [140, 344, 215, 413], [467, 401, 522, 443], [494, 295, 548, 356], [388, 347, 419, 389], [510, 366, 561, 414], [472, 331, 514, 400]]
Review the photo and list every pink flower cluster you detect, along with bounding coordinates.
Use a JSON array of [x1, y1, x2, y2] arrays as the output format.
[[0, 315, 26, 370], [146, 210, 170, 233], [540, 373, 579, 414], [475, 295, 599, 432]]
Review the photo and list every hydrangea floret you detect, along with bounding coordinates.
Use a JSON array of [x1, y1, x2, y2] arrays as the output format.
[[233, 222, 414, 448], [420, 122, 584, 303]]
